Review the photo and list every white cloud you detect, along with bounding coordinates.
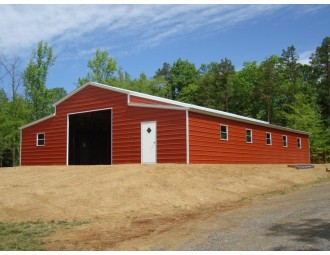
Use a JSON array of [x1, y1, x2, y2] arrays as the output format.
[[0, 4, 309, 58], [298, 50, 313, 65]]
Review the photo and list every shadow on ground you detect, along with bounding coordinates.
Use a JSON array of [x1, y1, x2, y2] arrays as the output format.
[[267, 218, 330, 251]]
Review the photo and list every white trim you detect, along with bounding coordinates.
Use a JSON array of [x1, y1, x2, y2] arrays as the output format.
[[186, 110, 189, 164], [266, 132, 272, 146], [297, 137, 302, 149], [246, 129, 253, 144], [220, 124, 228, 141], [128, 102, 188, 111], [141, 121, 157, 164], [308, 137, 311, 164], [67, 107, 113, 165], [20, 114, 55, 130], [67, 107, 113, 116], [110, 110, 113, 165], [127, 92, 188, 111], [36, 133, 45, 146], [282, 135, 288, 148], [66, 114, 69, 166]]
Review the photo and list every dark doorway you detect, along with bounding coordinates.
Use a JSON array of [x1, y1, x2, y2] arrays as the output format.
[[69, 109, 111, 165]]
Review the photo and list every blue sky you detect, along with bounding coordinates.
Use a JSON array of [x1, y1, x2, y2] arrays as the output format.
[[1, 4, 330, 95]]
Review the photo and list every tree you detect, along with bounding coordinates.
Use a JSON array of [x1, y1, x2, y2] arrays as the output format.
[[127, 72, 170, 98], [176, 83, 199, 104], [217, 58, 235, 111], [154, 62, 171, 82], [310, 36, 330, 121], [194, 59, 235, 111], [168, 59, 199, 100], [0, 55, 22, 100], [256, 55, 284, 123], [280, 45, 301, 106], [46, 87, 67, 109], [115, 67, 132, 89], [0, 90, 30, 166], [229, 61, 260, 117], [23, 41, 56, 120], [286, 92, 329, 162], [0, 55, 31, 166], [0, 88, 8, 167], [78, 49, 117, 86]]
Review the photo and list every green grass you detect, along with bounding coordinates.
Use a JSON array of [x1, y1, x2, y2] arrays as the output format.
[[0, 219, 90, 251]]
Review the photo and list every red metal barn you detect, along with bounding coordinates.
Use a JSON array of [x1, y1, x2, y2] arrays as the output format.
[[20, 82, 310, 165]]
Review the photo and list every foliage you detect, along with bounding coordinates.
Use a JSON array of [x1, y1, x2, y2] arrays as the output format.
[[1, 41, 66, 166], [229, 61, 260, 118], [310, 36, 330, 122], [23, 41, 63, 121], [2, 36, 330, 166], [168, 58, 199, 100], [77, 49, 117, 86], [0, 96, 30, 166], [0, 220, 89, 251]]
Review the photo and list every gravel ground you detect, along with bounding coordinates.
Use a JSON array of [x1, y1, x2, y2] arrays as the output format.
[[152, 183, 330, 251]]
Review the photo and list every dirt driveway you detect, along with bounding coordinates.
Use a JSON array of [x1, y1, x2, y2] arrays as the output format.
[[120, 183, 330, 251]]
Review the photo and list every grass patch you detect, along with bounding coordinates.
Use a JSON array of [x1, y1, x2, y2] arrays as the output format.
[[0, 220, 90, 251], [315, 175, 330, 185]]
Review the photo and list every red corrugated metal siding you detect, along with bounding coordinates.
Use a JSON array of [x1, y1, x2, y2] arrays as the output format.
[[21, 85, 187, 165], [113, 107, 186, 164], [21, 116, 67, 165], [129, 95, 177, 106], [189, 112, 309, 164]]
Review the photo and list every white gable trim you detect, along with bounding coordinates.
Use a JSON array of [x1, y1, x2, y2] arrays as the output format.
[[20, 113, 55, 130]]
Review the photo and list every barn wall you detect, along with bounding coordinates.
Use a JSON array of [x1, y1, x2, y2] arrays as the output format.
[[21, 116, 66, 165], [129, 95, 177, 106], [188, 112, 310, 164], [21, 85, 187, 165]]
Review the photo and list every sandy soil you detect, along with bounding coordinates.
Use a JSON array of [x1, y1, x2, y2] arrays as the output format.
[[0, 164, 329, 250]]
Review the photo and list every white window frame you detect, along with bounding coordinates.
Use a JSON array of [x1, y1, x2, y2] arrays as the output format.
[[246, 129, 253, 144], [36, 133, 45, 147], [266, 132, 272, 146], [282, 135, 288, 147], [297, 137, 302, 149], [220, 124, 228, 141]]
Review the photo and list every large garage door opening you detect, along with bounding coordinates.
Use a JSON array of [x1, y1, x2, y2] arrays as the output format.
[[68, 109, 111, 165]]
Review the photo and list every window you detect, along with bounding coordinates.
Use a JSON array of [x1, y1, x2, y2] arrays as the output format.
[[246, 129, 253, 143], [36, 133, 45, 146], [282, 135, 288, 147], [266, 132, 272, 145], [220, 125, 228, 141], [297, 137, 301, 149]]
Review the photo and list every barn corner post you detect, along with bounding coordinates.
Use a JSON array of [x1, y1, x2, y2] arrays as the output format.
[[308, 136, 311, 164], [186, 109, 190, 164], [19, 128, 22, 166], [66, 114, 69, 166]]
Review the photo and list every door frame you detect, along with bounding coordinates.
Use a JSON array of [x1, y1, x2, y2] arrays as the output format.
[[141, 121, 157, 164], [66, 107, 113, 165]]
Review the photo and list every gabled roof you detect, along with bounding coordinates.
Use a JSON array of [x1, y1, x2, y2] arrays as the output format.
[[55, 82, 269, 124], [21, 82, 309, 135]]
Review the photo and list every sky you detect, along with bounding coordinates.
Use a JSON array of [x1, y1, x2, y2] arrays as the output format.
[[0, 4, 330, 96]]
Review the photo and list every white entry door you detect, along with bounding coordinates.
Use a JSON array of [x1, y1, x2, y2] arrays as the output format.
[[141, 121, 157, 164]]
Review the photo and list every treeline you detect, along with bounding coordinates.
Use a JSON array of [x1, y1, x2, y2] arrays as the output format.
[[1, 37, 329, 166], [0, 42, 66, 166], [76, 38, 330, 163]]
